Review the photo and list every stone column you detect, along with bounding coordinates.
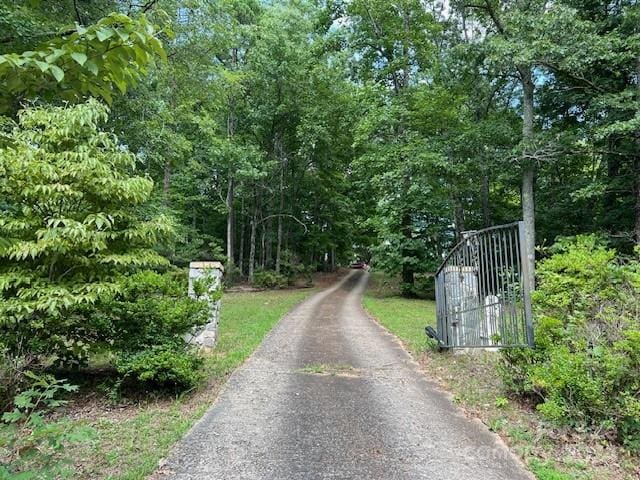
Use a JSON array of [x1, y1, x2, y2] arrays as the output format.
[[188, 261, 224, 348]]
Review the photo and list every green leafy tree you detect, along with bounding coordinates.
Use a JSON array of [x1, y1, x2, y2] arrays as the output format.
[[344, 0, 445, 294], [0, 12, 166, 113], [0, 100, 173, 363], [533, 2, 640, 247]]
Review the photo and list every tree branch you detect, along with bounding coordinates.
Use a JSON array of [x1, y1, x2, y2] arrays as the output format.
[[538, 60, 605, 93], [462, 1, 507, 36], [257, 214, 308, 234], [73, 0, 84, 25], [142, 0, 159, 13]]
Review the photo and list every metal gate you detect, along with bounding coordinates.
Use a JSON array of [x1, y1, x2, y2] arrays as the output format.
[[432, 222, 534, 349]]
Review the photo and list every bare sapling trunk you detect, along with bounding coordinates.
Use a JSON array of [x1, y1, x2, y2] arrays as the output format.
[[248, 201, 258, 283], [481, 172, 491, 227], [454, 196, 466, 241], [226, 175, 235, 269], [275, 158, 286, 273], [401, 210, 414, 293]]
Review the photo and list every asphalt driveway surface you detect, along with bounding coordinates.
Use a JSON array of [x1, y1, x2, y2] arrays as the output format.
[[155, 270, 532, 480]]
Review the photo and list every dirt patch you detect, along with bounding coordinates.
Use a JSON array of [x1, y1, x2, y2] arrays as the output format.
[[226, 268, 350, 292], [310, 268, 351, 288], [297, 363, 359, 377]]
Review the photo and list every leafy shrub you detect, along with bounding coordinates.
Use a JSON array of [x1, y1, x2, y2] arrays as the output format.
[[115, 345, 203, 391], [408, 275, 435, 300], [252, 270, 289, 289], [278, 250, 314, 286], [399, 282, 414, 297], [0, 101, 173, 365], [1, 268, 211, 400], [191, 271, 223, 303], [224, 264, 242, 286], [95, 270, 210, 355], [91, 270, 210, 392], [0, 373, 93, 479], [500, 236, 640, 449]]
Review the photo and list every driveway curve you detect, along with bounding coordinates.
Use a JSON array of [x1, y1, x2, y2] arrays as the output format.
[[155, 270, 533, 480]]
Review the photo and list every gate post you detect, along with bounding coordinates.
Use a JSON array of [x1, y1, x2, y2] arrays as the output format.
[[518, 222, 535, 346], [188, 261, 224, 348], [435, 272, 447, 347]]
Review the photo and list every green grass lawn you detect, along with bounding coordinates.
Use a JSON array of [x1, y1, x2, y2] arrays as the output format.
[[362, 272, 436, 355], [363, 271, 637, 480], [65, 288, 314, 480]]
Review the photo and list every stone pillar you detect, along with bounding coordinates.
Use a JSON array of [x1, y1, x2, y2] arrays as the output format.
[[443, 266, 479, 347], [188, 261, 224, 348]]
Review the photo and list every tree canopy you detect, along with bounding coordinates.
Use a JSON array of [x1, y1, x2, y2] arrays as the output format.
[[1, 0, 639, 289]]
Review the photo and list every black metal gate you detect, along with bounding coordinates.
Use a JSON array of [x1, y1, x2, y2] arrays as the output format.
[[433, 222, 534, 348]]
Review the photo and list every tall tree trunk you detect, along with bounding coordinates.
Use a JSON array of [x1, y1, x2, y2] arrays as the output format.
[[226, 175, 235, 268], [260, 220, 267, 269], [331, 247, 336, 272], [401, 210, 414, 294], [276, 215, 284, 273], [634, 58, 640, 245], [453, 196, 466, 241], [238, 202, 245, 277], [163, 160, 171, 202], [248, 200, 258, 283], [481, 172, 491, 227], [275, 157, 287, 273], [634, 157, 640, 245], [225, 48, 239, 270], [264, 217, 272, 269], [480, 4, 535, 287], [519, 65, 536, 290]]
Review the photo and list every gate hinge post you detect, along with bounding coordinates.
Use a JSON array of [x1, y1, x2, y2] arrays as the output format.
[[518, 221, 535, 347]]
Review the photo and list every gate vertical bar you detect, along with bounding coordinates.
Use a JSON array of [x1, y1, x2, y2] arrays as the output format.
[[435, 272, 447, 346]]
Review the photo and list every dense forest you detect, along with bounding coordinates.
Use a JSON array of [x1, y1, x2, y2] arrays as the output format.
[[1, 0, 640, 477], [2, 1, 639, 288]]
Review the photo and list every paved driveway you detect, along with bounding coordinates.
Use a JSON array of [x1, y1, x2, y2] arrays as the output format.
[[155, 270, 532, 480]]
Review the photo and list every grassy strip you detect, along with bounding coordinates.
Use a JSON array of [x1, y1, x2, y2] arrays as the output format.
[[363, 271, 636, 480], [66, 288, 313, 480], [361, 277, 435, 356]]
